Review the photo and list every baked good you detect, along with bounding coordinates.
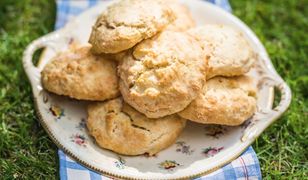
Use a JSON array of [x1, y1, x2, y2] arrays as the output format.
[[165, 1, 195, 31], [178, 76, 257, 126], [118, 31, 207, 118], [89, 0, 175, 54], [106, 50, 129, 62], [41, 46, 119, 101], [188, 25, 255, 79], [87, 98, 186, 156]]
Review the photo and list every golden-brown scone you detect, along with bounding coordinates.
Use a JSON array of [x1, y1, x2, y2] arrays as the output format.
[[178, 76, 257, 126], [89, 0, 175, 54], [118, 31, 207, 118], [165, 1, 195, 31], [104, 50, 129, 62], [97, 1, 194, 61], [87, 98, 186, 156], [41, 46, 119, 101], [188, 25, 256, 79]]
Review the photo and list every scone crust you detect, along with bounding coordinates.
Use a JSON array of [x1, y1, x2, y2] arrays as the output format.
[[89, 0, 175, 54], [165, 2, 195, 31], [87, 98, 186, 156], [118, 31, 207, 118], [41, 46, 119, 101], [189, 25, 255, 79], [178, 76, 257, 126]]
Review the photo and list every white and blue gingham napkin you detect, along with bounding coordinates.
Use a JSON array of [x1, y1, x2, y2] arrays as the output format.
[[55, 1, 261, 179]]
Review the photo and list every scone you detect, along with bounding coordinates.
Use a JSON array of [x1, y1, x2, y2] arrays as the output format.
[[188, 25, 255, 79], [89, 0, 175, 54], [165, 1, 195, 31], [178, 76, 257, 126], [41, 46, 119, 101], [118, 31, 207, 118], [87, 98, 186, 156], [106, 50, 129, 62]]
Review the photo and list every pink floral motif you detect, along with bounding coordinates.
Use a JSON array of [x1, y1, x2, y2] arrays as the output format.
[[71, 134, 86, 147], [202, 147, 224, 157]]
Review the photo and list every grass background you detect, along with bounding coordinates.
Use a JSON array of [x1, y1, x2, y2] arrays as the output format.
[[0, 0, 307, 179]]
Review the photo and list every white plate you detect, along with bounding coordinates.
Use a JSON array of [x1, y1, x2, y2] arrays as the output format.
[[23, 0, 291, 179]]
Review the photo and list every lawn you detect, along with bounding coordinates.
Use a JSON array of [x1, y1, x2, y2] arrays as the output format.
[[0, 0, 307, 179]]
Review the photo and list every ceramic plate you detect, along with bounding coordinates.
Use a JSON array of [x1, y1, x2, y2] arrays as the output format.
[[23, 0, 291, 179]]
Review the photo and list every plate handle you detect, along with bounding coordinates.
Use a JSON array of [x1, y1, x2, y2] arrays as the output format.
[[272, 81, 292, 113], [242, 78, 292, 142], [23, 31, 62, 92]]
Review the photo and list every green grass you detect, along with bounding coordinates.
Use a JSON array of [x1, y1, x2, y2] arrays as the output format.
[[231, 0, 308, 178], [0, 0, 57, 179], [0, 0, 307, 179]]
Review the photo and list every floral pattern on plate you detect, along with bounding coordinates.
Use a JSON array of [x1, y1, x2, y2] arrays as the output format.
[[204, 125, 229, 139], [202, 147, 224, 157], [76, 118, 86, 130], [175, 141, 194, 155], [158, 160, 181, 171], [70, 134, 86, 147], [114, 157, 126, 169], [49, 105, 64, 120]]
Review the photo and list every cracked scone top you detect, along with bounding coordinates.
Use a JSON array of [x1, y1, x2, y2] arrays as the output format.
[[87, 98, 186, 156], [178, 76, 257, 126], [189, 25, 256, 79], [41, 46, 119, 101], [118, 31, 207, 118], [165, 1, 195, 31], [89, 0, 175, 54]]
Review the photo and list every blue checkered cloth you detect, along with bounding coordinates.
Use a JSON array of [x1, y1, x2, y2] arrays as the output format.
[[56, 1, 261, 179]]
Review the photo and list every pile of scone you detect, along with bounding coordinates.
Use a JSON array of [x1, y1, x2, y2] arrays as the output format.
[[41, 0, 257, 156]]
